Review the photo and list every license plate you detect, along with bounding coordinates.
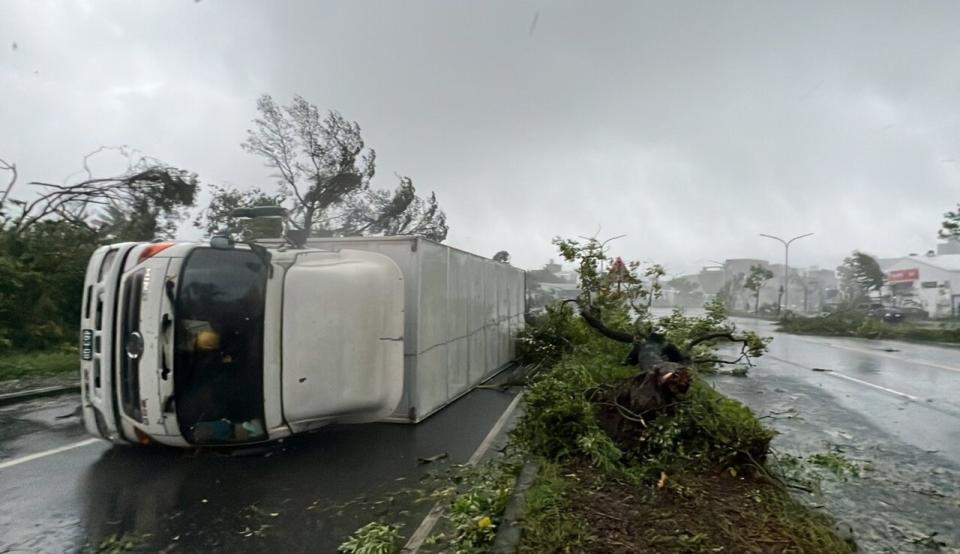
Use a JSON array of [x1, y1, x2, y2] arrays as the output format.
[[81, 329, 93, 361]]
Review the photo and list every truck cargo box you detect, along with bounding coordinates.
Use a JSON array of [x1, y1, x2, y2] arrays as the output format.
[[300, 237, 526, 422]]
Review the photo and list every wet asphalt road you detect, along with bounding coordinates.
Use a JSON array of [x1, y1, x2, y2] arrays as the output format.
[[712, 317, 960, 553], [4, 324, 960, 553], [0, 376, 519, 553]]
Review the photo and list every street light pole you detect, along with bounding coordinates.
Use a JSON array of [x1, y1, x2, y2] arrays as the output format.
[[759, 232, 814, 314]]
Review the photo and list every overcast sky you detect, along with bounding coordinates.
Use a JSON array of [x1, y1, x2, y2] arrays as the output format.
[[2, 1, 959, 275]]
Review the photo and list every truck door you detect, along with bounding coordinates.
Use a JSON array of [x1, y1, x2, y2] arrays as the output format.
[[281, 249, 405, 432]]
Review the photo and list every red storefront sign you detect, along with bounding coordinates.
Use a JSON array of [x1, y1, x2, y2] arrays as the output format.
[[887, 268, 919, 283]]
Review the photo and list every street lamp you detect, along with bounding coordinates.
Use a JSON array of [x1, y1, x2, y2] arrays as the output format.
[[759, 232, 814, 314]]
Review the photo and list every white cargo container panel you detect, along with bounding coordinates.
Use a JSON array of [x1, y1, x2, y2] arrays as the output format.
[[301, 237, 526, 422]]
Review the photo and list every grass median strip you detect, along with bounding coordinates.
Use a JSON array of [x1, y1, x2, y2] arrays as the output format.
[[506, 296, 853, 553], [778, 313, 960, 344], [0, 348, 78, 382], [520, 460, 850, 554]]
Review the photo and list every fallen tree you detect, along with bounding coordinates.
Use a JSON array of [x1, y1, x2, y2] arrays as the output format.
[[513, 237, 852, 553], [516, 236, 772, 475]]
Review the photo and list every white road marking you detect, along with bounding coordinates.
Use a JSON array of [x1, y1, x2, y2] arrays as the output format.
[[766, 354, 919, 402], [0, 438, 101, 471], [794, 336, 960, 374], [403, 392, 524, 553], [820, 371, 919, 401], [467, 393, 523, 465]]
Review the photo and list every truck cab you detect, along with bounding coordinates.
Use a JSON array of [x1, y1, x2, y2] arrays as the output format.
[[79, 240, 404, 447]]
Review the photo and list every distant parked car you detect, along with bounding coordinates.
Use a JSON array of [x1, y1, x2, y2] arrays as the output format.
[[869, 305, 904, 323], [896, 305, 928, 320]]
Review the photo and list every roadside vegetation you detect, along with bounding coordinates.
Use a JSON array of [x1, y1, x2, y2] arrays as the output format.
[[778, 311, 960, 344], [0, 95, 448, 386], [509, 237, 851, 553], [339, 236, 852, 553], [769, 249, 960, 344], [514, 313, 849, 551], [0, 347, 79, 382]]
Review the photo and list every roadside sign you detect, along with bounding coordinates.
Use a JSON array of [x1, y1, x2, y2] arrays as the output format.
[[887, 268, 919, 283]]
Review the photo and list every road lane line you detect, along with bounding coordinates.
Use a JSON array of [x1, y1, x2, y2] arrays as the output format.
[[794, 336, 960, 374], [404, 392, 524, 552], [0, 438, 101, 471], [467, 392, 523, 465], [766, 354, 919, 402], [820, 372, 919, 401]]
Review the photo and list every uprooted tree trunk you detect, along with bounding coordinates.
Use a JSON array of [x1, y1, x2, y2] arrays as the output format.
[[572, 302, 749, 447]]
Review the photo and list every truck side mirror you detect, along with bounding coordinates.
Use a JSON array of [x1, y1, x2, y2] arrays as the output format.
[[210, 236, 235, 249]]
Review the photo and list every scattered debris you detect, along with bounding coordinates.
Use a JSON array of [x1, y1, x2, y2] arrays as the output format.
[[913, 487, 947, 499], [831, 520, 857, 550], [657, 472, 668, 489], [55, 405, 83, 419], [92, 532, 149, 553], [418, 452, 449, 465], [908, 531, 947, 550], [763, 408, 799, 419], [808, 453, 860, 478], [720, 365, 749, 377], [338, 522, 404, 553]]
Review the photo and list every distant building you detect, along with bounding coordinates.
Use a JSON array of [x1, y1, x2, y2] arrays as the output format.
[[697, 267, 725, 295], [806, 268, 838, 289], [875, 258, 901, 271], [724, 258, 768, 279], [938, 239, 960, 255], [526, 259, 580, 311], [884, 253, 960, 318]]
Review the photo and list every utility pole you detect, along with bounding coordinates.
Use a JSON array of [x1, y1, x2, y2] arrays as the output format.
[[759, 233, 814, 314]]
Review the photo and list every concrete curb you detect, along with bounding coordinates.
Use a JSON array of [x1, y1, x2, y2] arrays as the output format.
[[490, 461, 540, 554], [0, 384, 81, 406]]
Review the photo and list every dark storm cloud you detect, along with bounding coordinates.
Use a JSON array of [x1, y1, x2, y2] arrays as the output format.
[[2, 0, 959, 273]]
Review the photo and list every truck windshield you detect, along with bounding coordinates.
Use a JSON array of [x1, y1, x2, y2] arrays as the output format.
[[174, 248, 269, 444]]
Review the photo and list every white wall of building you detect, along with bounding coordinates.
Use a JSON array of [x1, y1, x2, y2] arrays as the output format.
[[885, 255, 960, 318]]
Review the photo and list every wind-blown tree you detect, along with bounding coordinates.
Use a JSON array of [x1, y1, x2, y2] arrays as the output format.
[[743, 264, 774, 314], [194, 184, 284, 238], [717, 272, 746, 311], [336, 176, 448, 241], [838, 251, 885, 305], [218, 94, 448, 241], [2, 152, 198, 241], [667, 276, 704, 308], [940, 203, 960, 239], [0, 150, 198, 348], [530, 236, 769, 450]]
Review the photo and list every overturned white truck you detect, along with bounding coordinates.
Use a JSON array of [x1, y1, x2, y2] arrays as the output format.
[[79, 235, 525, 447]]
